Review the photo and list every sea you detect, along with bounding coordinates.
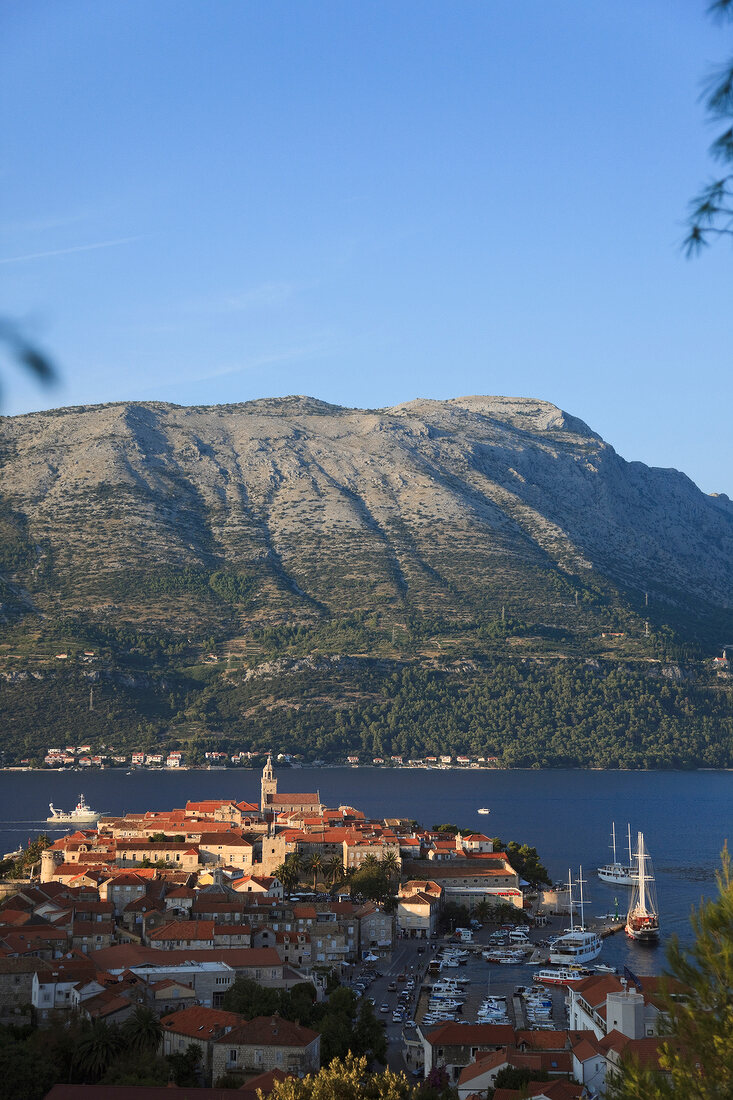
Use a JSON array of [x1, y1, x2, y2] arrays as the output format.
[[2, 766, 731, 977]]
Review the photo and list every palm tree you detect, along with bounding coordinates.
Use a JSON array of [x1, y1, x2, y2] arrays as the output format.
[[325, 855, 344, 885], [121, 1005, 163, 1057], [381, 851, 400, 885], [285, 852, 304, 880], [275, 862, 300, 896], [74, 1019, 125, 1082], [474, 900, 491, 924], [362, 854, 379, 868], [306, 853, 324, 890]]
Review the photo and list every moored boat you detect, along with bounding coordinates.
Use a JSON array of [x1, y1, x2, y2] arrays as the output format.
[[598, 823, 638, 886], [549, 866, 602, 966], [625, 831, 660, 942], [535, 966, 593, 987]]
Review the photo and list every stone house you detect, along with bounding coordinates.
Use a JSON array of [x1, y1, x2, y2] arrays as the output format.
[[160, 1005, 244, 1083], [0, 957, 45, 1025], [211, 1015, 320, 1084]]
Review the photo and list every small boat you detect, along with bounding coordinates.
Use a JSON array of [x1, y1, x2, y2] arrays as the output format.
[[477, 808, 490, 815], [46, 793, 101, 824], [535, 966, 594, 987], [594, 963, 618, 974], [625, 831, 660, 942], [598, 823, 638, 886]]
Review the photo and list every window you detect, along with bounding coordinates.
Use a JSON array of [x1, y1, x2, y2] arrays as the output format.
[[228, 1049, 237, 1063]]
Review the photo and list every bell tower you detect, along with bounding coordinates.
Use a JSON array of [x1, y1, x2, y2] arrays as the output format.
[[261, 754, 277, 812]]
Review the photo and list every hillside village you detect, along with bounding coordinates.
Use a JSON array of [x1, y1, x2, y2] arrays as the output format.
[[0, 761, 681, 1098]]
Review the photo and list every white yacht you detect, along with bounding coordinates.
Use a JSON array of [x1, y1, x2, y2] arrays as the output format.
[[597, 823, 638, 886], [549, 866, 602, 966]]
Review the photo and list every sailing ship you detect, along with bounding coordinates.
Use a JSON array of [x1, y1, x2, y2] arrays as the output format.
[[549, 866, 602, 966], [625, 831, 660, 942], [46, 793, 101, 824], [597, 822, 638, 886]]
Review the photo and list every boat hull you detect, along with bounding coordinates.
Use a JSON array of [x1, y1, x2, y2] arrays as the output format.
[[625, 921, 660, 943]]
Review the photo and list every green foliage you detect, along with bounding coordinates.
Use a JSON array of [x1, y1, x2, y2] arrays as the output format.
[[487, 1065, 550, 1097], [266, 1052, 439, 1100], [503, 841, 551, 887], [222, 977, 281, 1018], [608, 847, 733, 1099], [222, 977, 386, 1064]]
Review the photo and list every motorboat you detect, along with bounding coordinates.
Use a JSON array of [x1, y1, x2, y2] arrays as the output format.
[[535, 966, 593, 987]]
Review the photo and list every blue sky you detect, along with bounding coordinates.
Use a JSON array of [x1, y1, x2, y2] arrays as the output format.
[[1, 1, 731, 494]]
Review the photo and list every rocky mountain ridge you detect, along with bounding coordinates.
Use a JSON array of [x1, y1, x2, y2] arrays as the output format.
[[0, 394, 730, 640]]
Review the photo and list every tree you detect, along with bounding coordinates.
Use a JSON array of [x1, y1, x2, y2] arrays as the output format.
[[504, 841, 551, 888], [276, 861, 300, 895], [686, 0, 733, 253], [223, 976, 280, 1018], [474, 899, 491, 924], [608, 847, 733, 1099], [381, 851, 400, 885], [265, 1052, 434, 1100], [325, 854, 345, 884], [73, 1019, 125, 1082], [166, 1042, 202, 1086], [120, 1005, 163, 1057], [306, 853, 324, 889]]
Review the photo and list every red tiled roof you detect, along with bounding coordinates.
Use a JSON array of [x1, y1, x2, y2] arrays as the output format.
[[216, 1014, 319, 1047], [458, 1048, 509, 1084], [149, 920, 214, 942], [160, 1004, 243, 1038], [515, 1030, 571, 1050], [239, 1068, 292, 1100], [45, 1088, 247, 1100], [426, 1023, 516, 1046]]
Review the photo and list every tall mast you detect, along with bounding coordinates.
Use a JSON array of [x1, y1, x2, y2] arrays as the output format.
[[577, 866, 586, 930], [637, 832, 647, 913], [567, 869, 574, 932], [611, 823, 617, 864], [627, 824, 633, 867]]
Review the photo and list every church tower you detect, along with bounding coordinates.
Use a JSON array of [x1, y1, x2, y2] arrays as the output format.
[[261, 754, 277, 812]]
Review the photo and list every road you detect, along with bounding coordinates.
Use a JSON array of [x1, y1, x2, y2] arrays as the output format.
[[346, 935, 431, 1074]]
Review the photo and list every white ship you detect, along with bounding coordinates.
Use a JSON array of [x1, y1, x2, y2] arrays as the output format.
[[549, 866, 602, 967], [625, 831, 660, 942], [46, 793, 101, 824], [477, 808, 490, 815], [597, 823, 638, 886]]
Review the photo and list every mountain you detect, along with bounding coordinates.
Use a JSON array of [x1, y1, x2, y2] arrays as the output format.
[[0, 395, 731, 768]]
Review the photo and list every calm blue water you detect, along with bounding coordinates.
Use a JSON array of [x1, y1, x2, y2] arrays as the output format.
[[2, 766, 731, 975]]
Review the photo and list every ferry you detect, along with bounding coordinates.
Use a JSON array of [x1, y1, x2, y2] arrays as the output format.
[[46, 793, 101, 824]]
